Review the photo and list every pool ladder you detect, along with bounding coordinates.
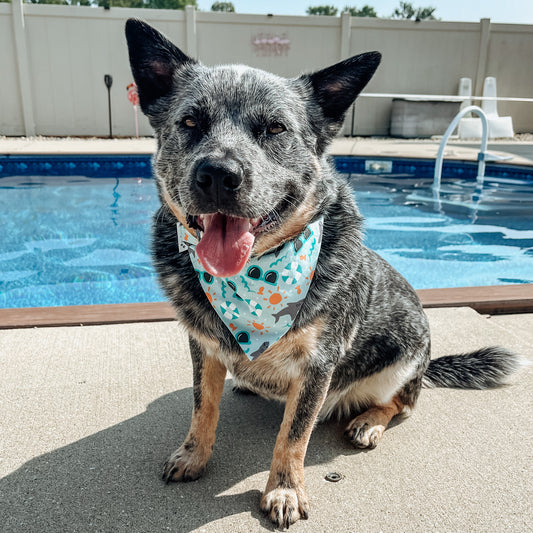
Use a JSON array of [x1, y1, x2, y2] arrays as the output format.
[[433, 105, 513, 193]]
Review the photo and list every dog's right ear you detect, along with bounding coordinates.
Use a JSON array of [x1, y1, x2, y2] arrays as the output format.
[[125, 19, 195, 114]]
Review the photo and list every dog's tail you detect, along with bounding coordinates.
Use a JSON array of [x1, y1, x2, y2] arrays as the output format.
[[422, 347, 527, 389]]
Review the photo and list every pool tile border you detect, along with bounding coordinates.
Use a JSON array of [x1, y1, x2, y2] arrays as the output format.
[[1, 154, 533, 182], [0, 154, 153, 178], [334, 156, 533, 182]]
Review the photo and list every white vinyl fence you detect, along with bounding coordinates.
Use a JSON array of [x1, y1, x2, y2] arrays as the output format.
[[1, 2, 532, 137]]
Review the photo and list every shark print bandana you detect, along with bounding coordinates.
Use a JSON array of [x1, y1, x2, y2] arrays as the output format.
[[177, 217, 324, 361]]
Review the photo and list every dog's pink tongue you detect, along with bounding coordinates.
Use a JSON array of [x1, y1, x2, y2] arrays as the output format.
[[196, 213, 255, 277]]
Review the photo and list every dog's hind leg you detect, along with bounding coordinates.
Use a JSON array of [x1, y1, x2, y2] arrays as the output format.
[[163, 337, 226, 482], [344, 374, 423, 449], [344, 395, 405, 449]]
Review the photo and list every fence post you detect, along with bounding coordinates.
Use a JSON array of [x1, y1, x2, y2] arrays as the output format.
[[11, 0, 35, 136], [185, 5, 197, 59], [474, 18, 491, 101], [340, 10, 351, 59], [340, 12, 354, 136]]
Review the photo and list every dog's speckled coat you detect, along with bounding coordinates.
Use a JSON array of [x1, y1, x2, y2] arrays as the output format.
[[126, 19, 521, 528]]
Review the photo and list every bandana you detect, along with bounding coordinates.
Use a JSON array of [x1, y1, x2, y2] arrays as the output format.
[[177, 217, 324, 360]]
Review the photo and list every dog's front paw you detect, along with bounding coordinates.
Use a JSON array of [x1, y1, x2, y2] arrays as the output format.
[[162, 444, 208, 483], [260, 486, 309, 528]]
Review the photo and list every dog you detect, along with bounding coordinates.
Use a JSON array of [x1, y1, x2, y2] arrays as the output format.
[[125, 19, 521, 528]]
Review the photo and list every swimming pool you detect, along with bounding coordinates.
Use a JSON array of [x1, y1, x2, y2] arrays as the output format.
[[0, 155, 532, 308]]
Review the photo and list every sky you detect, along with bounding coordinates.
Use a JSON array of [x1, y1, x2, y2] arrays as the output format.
[[197, 0, 533, 24]]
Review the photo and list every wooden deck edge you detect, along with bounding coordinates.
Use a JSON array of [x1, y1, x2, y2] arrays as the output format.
[[0, 301, 176, 329], [0, 284, 532, 329], [416, 284, 533, 314]]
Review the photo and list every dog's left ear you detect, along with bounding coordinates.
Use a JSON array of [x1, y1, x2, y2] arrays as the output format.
[[304, 52, 381, 124], [125, 18, 196, 115]]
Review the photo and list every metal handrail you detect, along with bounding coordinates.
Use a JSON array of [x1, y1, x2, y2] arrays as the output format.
[[360, 93, 533, 103], [433, 105, 488, 192]]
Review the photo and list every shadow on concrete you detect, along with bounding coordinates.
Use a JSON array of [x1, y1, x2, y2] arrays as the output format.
[[0, 381, 383, 532]]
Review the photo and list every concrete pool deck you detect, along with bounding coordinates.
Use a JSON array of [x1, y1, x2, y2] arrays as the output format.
[[1, 308, 532, 532], [2, 135, 533, 165], [1, 136, 532, 531]]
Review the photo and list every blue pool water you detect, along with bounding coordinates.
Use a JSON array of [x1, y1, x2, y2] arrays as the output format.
[[0, 175, 161, 308], [0, 156, 532, 308]]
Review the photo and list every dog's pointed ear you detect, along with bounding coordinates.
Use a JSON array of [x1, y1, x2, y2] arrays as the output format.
[[125, 18, 195, 114], [305, 52, 381, 123]]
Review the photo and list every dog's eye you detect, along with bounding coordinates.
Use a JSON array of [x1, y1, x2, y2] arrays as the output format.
[[267, 122, 286, 135], [182, 116, 197, 128]]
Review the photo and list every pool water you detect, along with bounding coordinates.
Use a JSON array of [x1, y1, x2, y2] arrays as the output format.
[[348, 173, 533, 289], [0, 175, 161, 308], [0, 171, 532, 308]]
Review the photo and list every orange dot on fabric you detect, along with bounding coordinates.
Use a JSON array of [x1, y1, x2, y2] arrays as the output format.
[[269, 293, 282, 304], [296, 285, 301, 295], [258, 286, 264, 295], [206, 292, 212, 303], [253, 322, 264, 330]]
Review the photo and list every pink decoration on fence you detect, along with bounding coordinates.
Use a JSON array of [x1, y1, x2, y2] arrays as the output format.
[[126, 82, 140, 137], [252, 33, 290, 57]]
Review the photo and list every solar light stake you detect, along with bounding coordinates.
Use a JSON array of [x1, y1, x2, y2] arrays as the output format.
[[104, 74, 113, 139]]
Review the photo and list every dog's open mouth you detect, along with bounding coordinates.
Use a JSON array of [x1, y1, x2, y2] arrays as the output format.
[[187, 212, 277, 278]]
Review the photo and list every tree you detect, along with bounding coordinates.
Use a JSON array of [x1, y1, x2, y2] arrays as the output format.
[[24, 0, 197, 6], [306, 5, 338, 16], [392, 1, 437, 20], [97, 0, 145, 7], [144, 0, 196, 8], [414, 6, 438, 20], [343, 5, 377, 17], [96, 0, 197, 7], [27, 0, 69, 4], [211, 1, 234, 11]]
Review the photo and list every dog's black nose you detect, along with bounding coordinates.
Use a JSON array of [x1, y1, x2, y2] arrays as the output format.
[[195, 159, 243, 202]]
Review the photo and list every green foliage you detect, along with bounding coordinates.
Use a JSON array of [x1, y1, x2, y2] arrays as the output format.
[[211, 1, 234, 11], [97, 0, 145, 6], [144, 0, 196, 8], [343, 5, 377, 17], [414, 6, 437, 20], [306, 5, 338, 16], [392, 1, 437, 20], [27, 0, 69, 4], [23, 0, 196, 7]]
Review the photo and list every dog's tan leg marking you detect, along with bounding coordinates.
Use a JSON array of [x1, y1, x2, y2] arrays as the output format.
[[261, 373, 331, 528], [344, 394, 405, 449], [163, 348, 226, 482]]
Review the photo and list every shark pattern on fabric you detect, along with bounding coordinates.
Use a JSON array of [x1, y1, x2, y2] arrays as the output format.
[[177, 218, 324, 360]]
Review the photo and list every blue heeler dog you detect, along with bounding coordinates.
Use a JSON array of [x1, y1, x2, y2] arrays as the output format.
[[125, 19, 522, 528]]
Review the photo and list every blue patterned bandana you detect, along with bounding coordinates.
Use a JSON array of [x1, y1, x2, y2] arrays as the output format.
[[177, 218, 324, 360]]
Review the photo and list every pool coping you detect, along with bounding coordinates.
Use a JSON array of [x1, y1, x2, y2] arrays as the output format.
[[2, 137, 533, 167], [1, 284, 532, 329]]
